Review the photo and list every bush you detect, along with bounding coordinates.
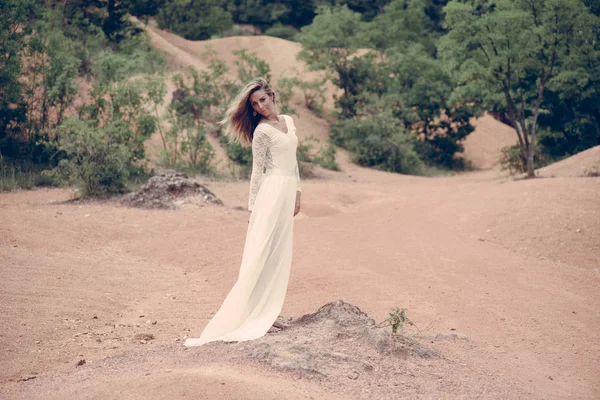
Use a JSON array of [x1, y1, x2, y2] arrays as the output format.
[[500, 143, 552, 175], [264, 24, 298, 41], [0, 161, 58, 191], [296, 136, 339, 174], [330, 116, 423, 175], [157, 0, 233, 40], [298, 77, 327, 118], [45, 118, 133, 197]]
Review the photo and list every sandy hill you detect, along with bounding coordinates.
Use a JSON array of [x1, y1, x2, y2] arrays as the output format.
[[536, 145, 600, 178], [142, 21, 517, 172]]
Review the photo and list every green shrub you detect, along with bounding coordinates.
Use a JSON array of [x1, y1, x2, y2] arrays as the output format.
[[157, 0, 233, 40], [500, 143, 551, 175], [45, 118, 132, 197], [0, 161, 58, 191], [264, 24, 298, 41], [330, 116, 423, 175], [296, 137, 339, 174], [221, 135, 252, 166], [314, 143, 339, 171], [296, 141, 315, 178]]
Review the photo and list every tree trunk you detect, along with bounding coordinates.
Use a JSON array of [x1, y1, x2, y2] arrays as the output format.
[[526, 139, 535, 178]]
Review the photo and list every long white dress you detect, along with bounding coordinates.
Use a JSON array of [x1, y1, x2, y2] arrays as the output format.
[[184, 115, 301, 347]]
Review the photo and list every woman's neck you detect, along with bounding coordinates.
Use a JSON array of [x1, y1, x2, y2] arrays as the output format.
[[262, 114, 280, 122]]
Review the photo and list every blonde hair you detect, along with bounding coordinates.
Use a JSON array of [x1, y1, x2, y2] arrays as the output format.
[[220, 77, 275, 146]]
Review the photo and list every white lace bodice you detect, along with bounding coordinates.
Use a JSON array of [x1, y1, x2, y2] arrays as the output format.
[[248, 115, 301, 211]]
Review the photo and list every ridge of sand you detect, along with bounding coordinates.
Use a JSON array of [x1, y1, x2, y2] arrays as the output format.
[[536, 145, 600, 178]]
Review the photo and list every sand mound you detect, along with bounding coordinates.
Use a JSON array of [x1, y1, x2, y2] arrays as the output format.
[[536, 145, 600, 178], [122, 170, 223, 209], [233, 301, 435, 380], [463, 114, 517, 169]]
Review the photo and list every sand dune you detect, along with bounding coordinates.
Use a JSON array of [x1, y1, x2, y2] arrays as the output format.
[[536, 145, 600, 178]]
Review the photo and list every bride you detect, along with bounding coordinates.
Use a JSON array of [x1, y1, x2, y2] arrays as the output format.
[[184, 77, 302, 347]]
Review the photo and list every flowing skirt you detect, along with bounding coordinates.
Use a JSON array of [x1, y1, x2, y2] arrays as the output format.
[[184, 172, 296, 346]]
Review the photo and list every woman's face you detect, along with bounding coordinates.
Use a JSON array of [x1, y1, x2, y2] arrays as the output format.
[[249, 89, 275, 118]]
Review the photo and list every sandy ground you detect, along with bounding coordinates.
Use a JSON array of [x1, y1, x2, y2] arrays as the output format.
[[1, 160, 599, 399]]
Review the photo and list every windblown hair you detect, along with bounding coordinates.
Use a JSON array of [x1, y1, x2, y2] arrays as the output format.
[[220, 77, 275, 146]]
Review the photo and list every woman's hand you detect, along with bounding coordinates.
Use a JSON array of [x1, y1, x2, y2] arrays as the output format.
[[294, 191, 301, 216]]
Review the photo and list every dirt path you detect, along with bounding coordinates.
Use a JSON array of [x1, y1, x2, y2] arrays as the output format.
[[1, 167, 598, 399]]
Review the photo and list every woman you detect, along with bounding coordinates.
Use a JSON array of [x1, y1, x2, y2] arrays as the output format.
[[184, 77, 301, 347]]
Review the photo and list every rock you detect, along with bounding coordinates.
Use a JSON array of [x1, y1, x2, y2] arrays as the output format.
[[348, 371, 359, 380], [122, 170, 223, 210], [76, 359, 86, 367], [133, 333, 154, 342]]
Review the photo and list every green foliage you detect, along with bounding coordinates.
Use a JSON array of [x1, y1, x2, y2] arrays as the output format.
[[499, 142, 550, 174], [127, 0, 165, 19], [439, 0, 598, 177], [330, 115, 424, 174], [0, 0, 38, 158], [233, 49, 272, 85], [23, 11, 80, 136], [536, 8, 600, 157], [298, 6, 384, 118], [46, 118, 132, 197], [364, 0, 437, 54], [157, 0, 233, 40], [296, 137, 339, 175], [159, 58, 228, 174], [297, 5, 365, 69], [46, 36, 166, 196], [319, 0, 392, 21], [227, 0, 290, 29], [162, 111, 216, 173], [274, 77, 297, 116], [61, 0, 138, 43], [386, 45, 475, 169], [0, 161, 57, 192], [378, 307, 415, 335], [297, 77, 328, 117], [264, 24, 299, 41]]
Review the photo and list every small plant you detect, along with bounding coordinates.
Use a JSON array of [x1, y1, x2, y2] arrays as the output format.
[[233, 49, 272, 86], [298, 77, 327, 118], [378, 307, 415, 335], [276, 77, 298, 116], [296, 137, 339, 176]]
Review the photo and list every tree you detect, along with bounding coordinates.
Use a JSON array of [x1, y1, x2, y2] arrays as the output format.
[[0, 0, 39, 159], [439, 0, 597, 177], [157, 0, 233, 40], [316, 0, 391, 21], [537, 1, 600, 158], [386, 45, 475, 168], [297, 5, 375, 118], [364, 0, 437, 55]]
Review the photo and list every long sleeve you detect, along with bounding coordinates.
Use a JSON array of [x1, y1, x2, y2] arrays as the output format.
[[248, 128, 271, 211], [294, 161, 301, 193]]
